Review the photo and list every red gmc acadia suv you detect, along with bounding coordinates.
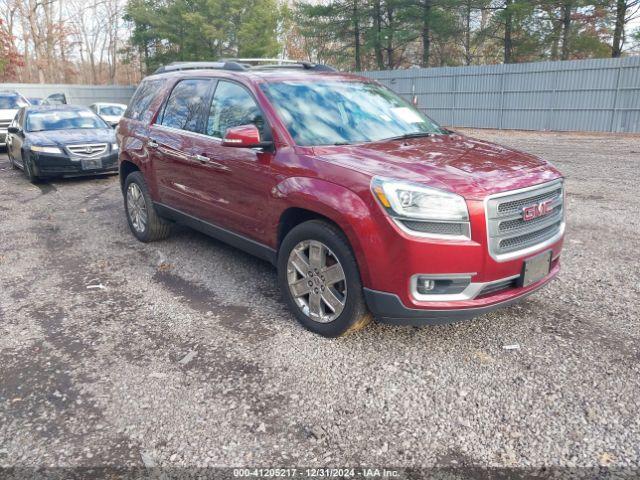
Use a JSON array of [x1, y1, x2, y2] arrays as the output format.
[[117, 60, 565, 337]]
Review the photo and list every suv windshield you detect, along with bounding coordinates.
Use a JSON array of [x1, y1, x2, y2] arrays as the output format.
[[0, 94, 29, 110], [26, 110, 109, 132], [260, 80, 444, 146]]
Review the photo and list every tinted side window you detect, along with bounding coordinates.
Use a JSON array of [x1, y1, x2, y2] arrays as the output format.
[[124, 79, 166, 122], [160, 79, 211, 132], [207, 81, 264, 138]]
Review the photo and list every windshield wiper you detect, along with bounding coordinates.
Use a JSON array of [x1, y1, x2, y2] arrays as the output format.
[[381, 132, 435, 142]]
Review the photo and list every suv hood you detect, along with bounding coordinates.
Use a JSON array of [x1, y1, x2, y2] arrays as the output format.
[[314, 134, 562, 199], [0, 109, 18, 121], [28, 128, 115, 147]]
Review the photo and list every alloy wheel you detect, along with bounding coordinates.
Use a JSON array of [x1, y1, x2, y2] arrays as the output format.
[[127, 183, 148, 233], [286, 239, 347, 323]]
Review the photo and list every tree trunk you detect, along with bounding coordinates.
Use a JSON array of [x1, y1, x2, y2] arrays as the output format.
[[386, 3, 394, 68], [611, 0, 627, 57], [504, 0, 512, 63], [373, 0, 384, 69], [550, 18, 561, 60], [560, 1, 572, 60], [464, 1, 472, 65], [353, 0, 361, 70], [421, 0, 432, 67]]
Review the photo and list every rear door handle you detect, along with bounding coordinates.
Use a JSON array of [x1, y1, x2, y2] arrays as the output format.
[[195, 154, 209, 163], [148, 139, 159, 148]]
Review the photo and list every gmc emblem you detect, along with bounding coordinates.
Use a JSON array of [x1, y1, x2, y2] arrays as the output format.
[[522, 200, 553, 221]]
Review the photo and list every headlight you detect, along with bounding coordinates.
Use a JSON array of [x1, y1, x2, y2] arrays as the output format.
[[31, 145, 62, 154], [371, 177, 469, 221], [112, 143, 119, 152]]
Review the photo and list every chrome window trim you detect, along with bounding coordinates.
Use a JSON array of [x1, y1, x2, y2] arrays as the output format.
[[153, 123, 223, 142], [484, 179, 565, 262], [410, 273, 521, 302]]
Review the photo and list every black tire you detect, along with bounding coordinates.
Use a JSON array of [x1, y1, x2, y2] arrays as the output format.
[[7, 149, 17, 169], [123, 171, 171, 242], [23, 154, 40, 183], [278, 220, 371, 337]]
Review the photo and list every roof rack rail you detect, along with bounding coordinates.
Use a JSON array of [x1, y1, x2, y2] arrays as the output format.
[[223, 58, 337, 72], [152, 59, 337, 75], [153, 61, 248, 74]]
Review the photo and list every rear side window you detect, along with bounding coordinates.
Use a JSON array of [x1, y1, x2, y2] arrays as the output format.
[[124, 79, 166, 122], [160, 79, 211, 132]]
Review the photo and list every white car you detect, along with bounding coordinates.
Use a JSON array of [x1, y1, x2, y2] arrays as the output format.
[[0, 91, 30, 147], [89, 102, 127, 128]]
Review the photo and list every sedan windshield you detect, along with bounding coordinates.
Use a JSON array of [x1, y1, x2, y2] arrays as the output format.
[[26, 110, 108, 132], [260, 80, 444, 146], [0, 95, 29, 109], [100, 105, 125, 116]]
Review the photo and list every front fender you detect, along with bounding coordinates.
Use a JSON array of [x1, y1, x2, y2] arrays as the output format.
[[275, 177, 382, 286]]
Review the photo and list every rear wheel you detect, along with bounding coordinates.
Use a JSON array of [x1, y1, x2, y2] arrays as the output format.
[[124, 171, 171, 242], [278, 220, 371, 337]]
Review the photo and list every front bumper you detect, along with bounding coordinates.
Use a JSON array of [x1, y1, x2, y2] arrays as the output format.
[[356, 178, 565, 325], [31, 151, 118, 177], [365, 261, 560, 325]]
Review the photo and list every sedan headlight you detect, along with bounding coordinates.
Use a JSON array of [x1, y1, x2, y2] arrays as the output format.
[[111, 143, 119, 152], [371, 177, 470, 239], [31, 145, 62, 154]]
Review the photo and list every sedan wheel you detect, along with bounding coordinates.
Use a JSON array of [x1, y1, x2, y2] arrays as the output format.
[[287, 239, 347, 323], [126, 182, 148, 234]]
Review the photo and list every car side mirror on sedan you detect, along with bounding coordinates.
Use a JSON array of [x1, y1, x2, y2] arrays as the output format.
[[7, 126, 21, 134], [222, 124, 272, 149]]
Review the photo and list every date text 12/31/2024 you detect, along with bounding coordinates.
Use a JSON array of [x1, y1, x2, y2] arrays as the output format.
[[233, 468, 400, 478]]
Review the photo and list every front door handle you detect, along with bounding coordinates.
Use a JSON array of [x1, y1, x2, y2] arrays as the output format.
[[148, 139, 159, 148], [195, 154, 230, 172]]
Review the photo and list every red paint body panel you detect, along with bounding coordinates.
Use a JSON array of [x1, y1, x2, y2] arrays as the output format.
[[118, 68, 565, 319]]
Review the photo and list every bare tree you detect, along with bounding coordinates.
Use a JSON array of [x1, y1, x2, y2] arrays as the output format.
[[612, 0, 640, 57]]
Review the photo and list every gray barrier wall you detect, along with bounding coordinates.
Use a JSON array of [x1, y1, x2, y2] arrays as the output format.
[[1, 83, 136, 107], [360, 56, 640, 133], [4, 56, 640, 132]]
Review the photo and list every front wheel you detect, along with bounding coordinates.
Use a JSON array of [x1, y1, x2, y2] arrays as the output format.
[[23, 155, 40, 183], [7, 148, 17, 169], [124, 171, 171, 242], [278, 220, 371, 337]]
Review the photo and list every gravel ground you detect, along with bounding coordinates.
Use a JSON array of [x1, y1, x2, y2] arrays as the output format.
[[0, 129, 639, 475]]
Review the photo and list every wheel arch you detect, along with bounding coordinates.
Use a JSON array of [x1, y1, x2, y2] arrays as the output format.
[[119, 157, 140, 192], [274, 178, 379, 286]]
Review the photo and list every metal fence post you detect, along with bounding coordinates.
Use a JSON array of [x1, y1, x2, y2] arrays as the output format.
[[609, 63, 623, 133], [499, 69, 505, 130]]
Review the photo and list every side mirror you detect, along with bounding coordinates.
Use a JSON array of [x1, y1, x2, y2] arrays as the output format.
[[222, 124, 272, 149], [7, 126, 21, 134]]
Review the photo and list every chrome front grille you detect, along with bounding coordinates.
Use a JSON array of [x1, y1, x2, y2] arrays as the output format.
[[66, 143, 108, 158], [0, 120, 11, 129], [486, 180, 564, 261]]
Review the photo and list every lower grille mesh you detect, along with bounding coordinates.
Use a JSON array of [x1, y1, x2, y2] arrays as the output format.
[[400, 220, 465, 236]]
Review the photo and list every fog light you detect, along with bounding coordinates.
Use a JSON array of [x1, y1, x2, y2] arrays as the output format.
[[418, 278, 435, 292], [414, 275, 471, 296]]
